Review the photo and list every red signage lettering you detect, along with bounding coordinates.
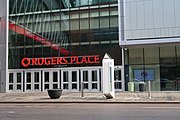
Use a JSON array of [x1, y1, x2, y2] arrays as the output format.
[[21, 55, 100, 67]]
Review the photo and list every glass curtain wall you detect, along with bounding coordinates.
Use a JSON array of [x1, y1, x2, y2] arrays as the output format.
[[8, 0, 119, 69], [126, 45, 180, 91]]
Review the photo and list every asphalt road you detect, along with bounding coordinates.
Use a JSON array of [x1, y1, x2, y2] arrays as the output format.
[[0, 103, 180, 120]]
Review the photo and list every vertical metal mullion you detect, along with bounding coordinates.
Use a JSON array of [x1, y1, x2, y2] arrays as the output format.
[[58, 0, 62, 57], [98, 0, 101, 45], [26, 0, 31, 32], [32, 0, 35, 57], [52, 14, 57, 43], [44, 14, 48, 40], [34, 0, 38, 12], [175, 46, 178, 90], [30, 0, 33, 13], [47, 14, 51, 40], [50, 0, 53, 56], [14, 0, 18, 68], [19, 0, 23, 14], [23, 1, 26, 57], [143, 48, 145, 82], [45, 14, 48, 39], [34, 14, 38, 34], [24, 0, 29, 13], [11, 0, 17, 14], [108, 2, 111, 43], [88, 0, 90, 52], [50, 2, 53, 42], [78, 4, 80, 46], [41, 0, 44, 57]]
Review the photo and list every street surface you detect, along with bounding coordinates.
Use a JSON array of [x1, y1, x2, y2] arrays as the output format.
[[0, 103, 180, 120]]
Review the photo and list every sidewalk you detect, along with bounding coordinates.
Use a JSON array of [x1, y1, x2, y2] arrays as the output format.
[[0, 91, 180, 103]]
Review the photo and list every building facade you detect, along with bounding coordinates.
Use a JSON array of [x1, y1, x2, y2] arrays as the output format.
[[1, 0, 123, 93], [120, 0, 180, 91], [0, 0, 179, 93]]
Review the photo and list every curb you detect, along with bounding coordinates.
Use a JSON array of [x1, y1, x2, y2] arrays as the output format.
[[0, 101, 180, 104]]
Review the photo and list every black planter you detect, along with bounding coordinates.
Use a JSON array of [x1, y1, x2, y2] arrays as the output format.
[[47, 89, 63, 99]]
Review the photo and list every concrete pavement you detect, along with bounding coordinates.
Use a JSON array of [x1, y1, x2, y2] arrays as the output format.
[[0, 91, 180, 103]]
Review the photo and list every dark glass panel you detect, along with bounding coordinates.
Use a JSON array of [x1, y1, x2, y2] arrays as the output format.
[[72, 71, 77, 82], [92, 83, 97, 89], [45, 72, 49, 82], [53, 84, 58, 89], [17, 73, 22, 83], [63, 71, 68, 82], [160, 65, 176, 91], [17, 85, 21, 90], [53, 72, 58, 82], [92, 71, 97, 81], [34, 72, 39, 82], [34, 84, 39, 90], [26, 72, 31, 83], [72, 84, 77, 89], [83, 71, 88, 82], [9, 73, 14, 83]]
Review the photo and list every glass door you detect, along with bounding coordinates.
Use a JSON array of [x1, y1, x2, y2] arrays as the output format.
[[81, 70, 89, 92], [114, 68, 123, 92], [8, 71, 23, 92], [42, 70, 60, 91], [61, 69, 79, 92], [91, 70, 100, 92], [25, 70, 41, 92], [71, 70, 79, 92], [81, 68, 100, 92]]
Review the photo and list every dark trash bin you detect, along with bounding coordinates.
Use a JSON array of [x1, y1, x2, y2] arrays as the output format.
[[139, 82, 146, 92], [47, 89, 63, 99]]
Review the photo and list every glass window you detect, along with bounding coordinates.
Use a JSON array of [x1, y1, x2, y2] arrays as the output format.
[[34, 84, 39, 90], [26, 72, 31, 83], [9, 73, 14, 83], [90, 9, 99, 29], [114, 70, 121, 80], [92, 83, 97, 89], [72, 84, 77, 89], [63, 71, 68, 82], [144, 47, 159, 64], [129, 65, 144, 82], [45, 72, 49, 82], [72, 71, 77, 82], [145, 65, 160, 91], [17, 73, 22, 83], [34, 72, 39, 82], [17, 85, 21, 90], [83, 71, 88, 82], [110, 16, 118, 28], [53, 84, 58, 89], [160, 65, 176, 91], [160, 46, 176, 64], [129, 48, 143, 64], [100, 8, 109, 29], [92, 71, 97, 81], [70, 11, 79, 30], [9, 85, 13, 90], [176, 46, 180, 64], [53, 72, 58, 82], [45, 84, 49, 89]]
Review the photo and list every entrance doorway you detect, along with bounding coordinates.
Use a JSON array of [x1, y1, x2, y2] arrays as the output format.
[[24, 70, 41, 92], [114, 67, 123, 92], [61, 69, 80, 92], [8, 70, 23, 92], [42, 69, 60, 91], [8, 66, 124, 93], [80, 68, 100, 92]]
